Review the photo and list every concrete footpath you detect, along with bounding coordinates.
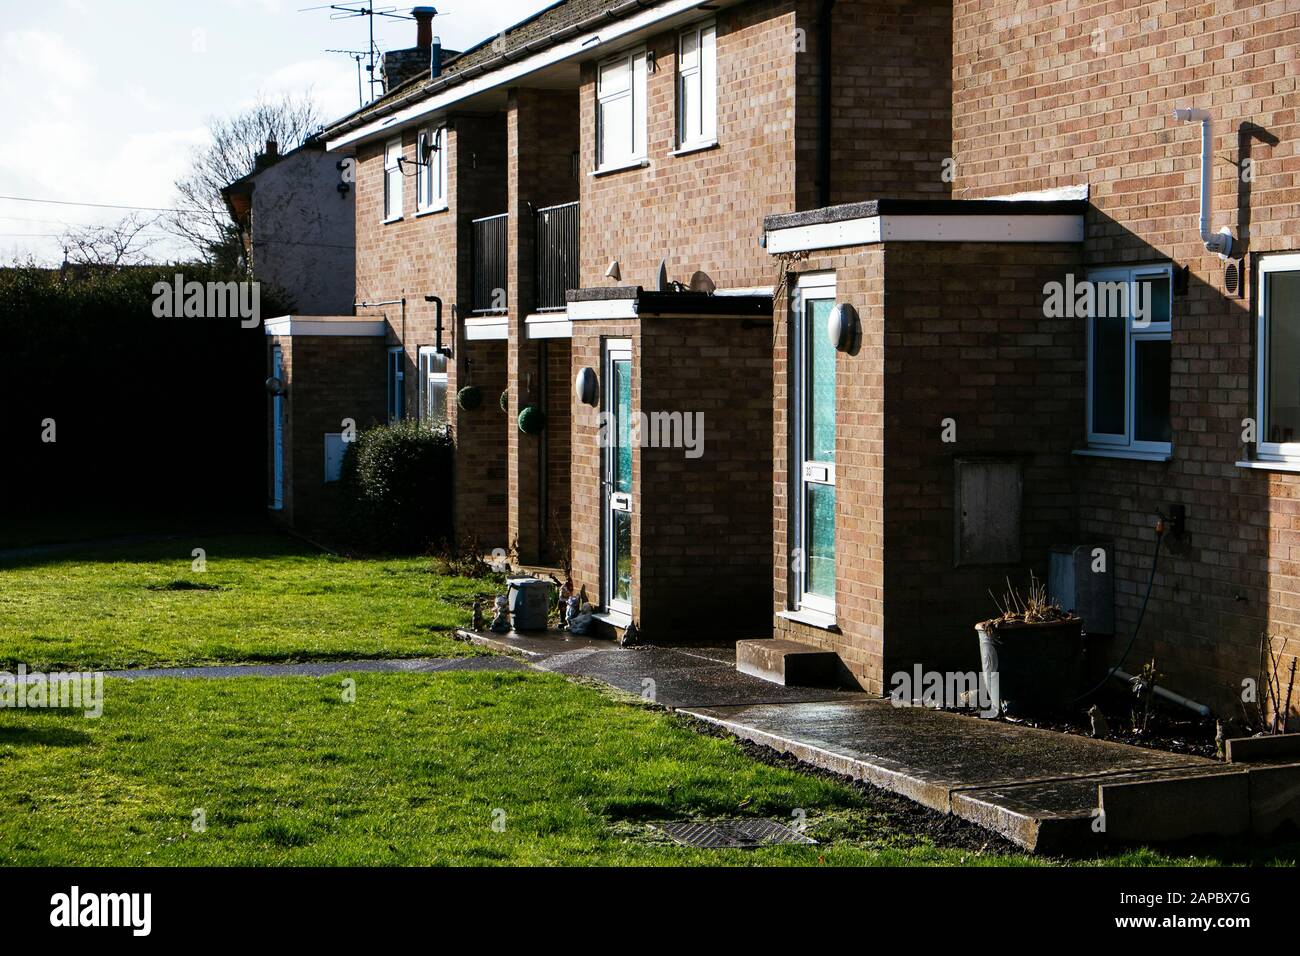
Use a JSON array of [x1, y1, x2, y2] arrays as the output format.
[[461, 627, 1300, 853]]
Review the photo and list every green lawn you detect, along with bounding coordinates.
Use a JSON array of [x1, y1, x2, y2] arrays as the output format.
[[0, 671, 1038, 866], [1, 533, 1294, 867], [0, 534, 488, 670]]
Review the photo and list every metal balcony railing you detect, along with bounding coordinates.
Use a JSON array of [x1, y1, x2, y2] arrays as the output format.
[[535, 201, 580, 312], [471, 213, 508, 313]]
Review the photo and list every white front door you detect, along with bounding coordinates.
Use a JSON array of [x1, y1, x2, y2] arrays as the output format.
[[602, 339, 633, 615], [271, 346, 285, 511], [791, 274, 836, 616]]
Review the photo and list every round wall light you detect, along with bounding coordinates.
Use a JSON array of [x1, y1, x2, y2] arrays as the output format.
[[575, 366, 599, 406], [827, 303, 860, 353]]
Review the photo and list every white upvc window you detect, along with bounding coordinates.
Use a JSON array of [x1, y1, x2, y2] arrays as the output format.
[[1255, 254, 1300, 463], [596, 47, 647, 171], [418, 346, 449, 422], [789, 272, 838, 619], [1085, 264, 1173, 456], [677, 21, 716, 149], [387, 346, 405, 423], [383, 138, 403, 221], [417, 127, 448, 212]]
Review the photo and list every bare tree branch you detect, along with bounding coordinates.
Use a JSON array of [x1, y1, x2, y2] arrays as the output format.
[[59, 212, 160, 268], [166, 91, 323, 266]]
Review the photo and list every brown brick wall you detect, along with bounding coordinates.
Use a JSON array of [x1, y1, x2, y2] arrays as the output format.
[[578, 0, 800, 292], [353, 113, 510, 548], [507, 89, 581, 562], [773, 250, 888, 691], [793, 0, 955, 210], [570, 320, 641, 613], [268, 334, 387, 534], [953, 0, 1300, 714], [543, 338, 573, 562], [638, 315, 774, 638]]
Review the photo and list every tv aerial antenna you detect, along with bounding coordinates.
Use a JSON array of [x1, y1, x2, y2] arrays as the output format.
[[301, 2, 417, 104], [326, 49, 371, 109]]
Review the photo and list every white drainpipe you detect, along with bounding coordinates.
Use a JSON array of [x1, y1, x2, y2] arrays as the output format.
[[1113, 668, 1213, 718], [1173, 107, 1235, 257]]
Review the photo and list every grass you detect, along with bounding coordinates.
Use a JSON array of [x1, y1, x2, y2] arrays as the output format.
[[0, 534, 493, 670], [0, 671, 1041, 866]]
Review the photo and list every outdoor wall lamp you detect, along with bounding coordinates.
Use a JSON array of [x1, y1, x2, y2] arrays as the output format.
[[828, 302, 860, 353], [575, 367, 599, 406]]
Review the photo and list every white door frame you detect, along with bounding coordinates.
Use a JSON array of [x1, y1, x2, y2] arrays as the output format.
[[602, 338, 634, 615], [271, 346, 285, 511], [789, 273, 837, 616]]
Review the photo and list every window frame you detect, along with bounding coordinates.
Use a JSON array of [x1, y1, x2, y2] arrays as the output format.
[[789, 272, 837, 619], [595, 47, 647, 171], [387, 346, 405, 424], [416, 127, 448, 214], [1084, 263, 1173, 457], [1256, 253, 1300, 463], [383, 138, 403, 222], [676, 20, 717, 150], [417, 345, 449, 423]]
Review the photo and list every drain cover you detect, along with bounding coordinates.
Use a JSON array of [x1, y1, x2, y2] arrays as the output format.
[[654, 818, 816, 849]]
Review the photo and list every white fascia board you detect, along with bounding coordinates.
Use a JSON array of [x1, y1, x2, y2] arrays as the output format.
[[765, 217, 882, 254], [566, 297, 639, 321], [264, 316, 387, 337], [325, 0, 716, 152], [879, 214, 1085, 243], [764, 214, 1084, 253], [525, 314, 573, 339], [464, 315, 508, 340]]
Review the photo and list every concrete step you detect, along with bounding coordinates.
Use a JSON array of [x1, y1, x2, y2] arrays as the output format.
[[736, 638, 845, 687]]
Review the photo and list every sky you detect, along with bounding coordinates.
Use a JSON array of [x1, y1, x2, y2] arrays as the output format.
[[0, 0, 549, 264]]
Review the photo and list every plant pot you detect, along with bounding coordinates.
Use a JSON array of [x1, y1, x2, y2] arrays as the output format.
[[976, 616, 1084, 716]]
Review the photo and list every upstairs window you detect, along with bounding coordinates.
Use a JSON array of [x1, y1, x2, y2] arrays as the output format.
[[677, 22, 717, 149], [1256, 254, 1300, 463], [417, 127, 448, 212], [596, 48, 647, 171], [1085, 264, 1172, 457], [383, 138, 403, 221]]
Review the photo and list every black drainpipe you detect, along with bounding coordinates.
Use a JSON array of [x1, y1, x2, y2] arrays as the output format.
[[817, 0, 835, 208]]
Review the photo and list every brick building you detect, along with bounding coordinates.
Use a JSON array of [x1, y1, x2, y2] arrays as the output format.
[[278, 0, 1297, 722]]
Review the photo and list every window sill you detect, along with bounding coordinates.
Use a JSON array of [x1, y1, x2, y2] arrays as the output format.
[[382, 215, 404, 225], [777, 608, 839, 632], [1236, 459, 1300, 474], [594, 609, 632, 629], [415, 205, 448, 217], [1072, 447, 1173, 463], [590, 159, 650, 178], [671, 140, 718, 157]]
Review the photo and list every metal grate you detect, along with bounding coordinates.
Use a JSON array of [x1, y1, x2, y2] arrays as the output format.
[[654, 818, 816, 850]]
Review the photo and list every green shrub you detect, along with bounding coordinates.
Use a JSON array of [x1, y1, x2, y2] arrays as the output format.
[[338, 418, 454, 553]]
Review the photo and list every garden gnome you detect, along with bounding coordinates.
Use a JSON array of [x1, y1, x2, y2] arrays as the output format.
[[620, 620, 639, 647], [489, 594, 511, 633], [1087, 705, 1109, 739], [558, 582, 572, 627]]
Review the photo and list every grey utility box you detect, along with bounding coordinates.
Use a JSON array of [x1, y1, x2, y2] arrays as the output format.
[[507, 578, 551, 632], [1048, 543, 1115, 635]]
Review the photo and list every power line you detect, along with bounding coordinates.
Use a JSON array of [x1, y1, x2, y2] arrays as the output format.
[[0, 194, 207, 214]]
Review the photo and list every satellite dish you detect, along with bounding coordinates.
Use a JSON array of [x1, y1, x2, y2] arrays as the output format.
[[688, 271, 716, 295], [656, 259, 669, 292]]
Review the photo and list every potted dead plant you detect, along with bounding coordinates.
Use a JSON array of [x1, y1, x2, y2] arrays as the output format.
[[976, 575, 1083, 716]]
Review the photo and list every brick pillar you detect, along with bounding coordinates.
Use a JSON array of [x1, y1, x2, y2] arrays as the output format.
[[506, 88, 543, 563]]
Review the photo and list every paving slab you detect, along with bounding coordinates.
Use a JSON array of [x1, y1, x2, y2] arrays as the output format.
[[538, 646, 858, 708], [954, 765, 1229, 853], [682, 700, 1207, 815], [457, 628, 616, 660]]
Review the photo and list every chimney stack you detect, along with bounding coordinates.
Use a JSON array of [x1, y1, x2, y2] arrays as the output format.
[[412, 6, 436, 50], [265, 138, 278, 158]]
